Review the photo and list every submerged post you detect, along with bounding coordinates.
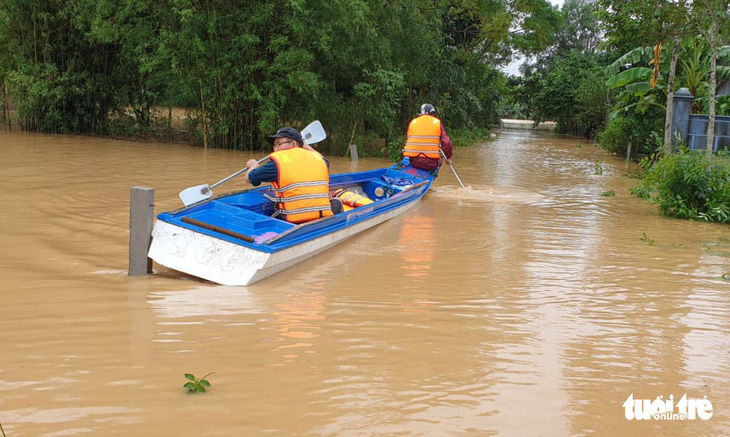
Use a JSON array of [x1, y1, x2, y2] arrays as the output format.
[[129, 186, 154, 276], [348, 144, 359, 161]]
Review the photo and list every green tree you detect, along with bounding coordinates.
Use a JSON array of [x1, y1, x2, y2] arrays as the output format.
[[0, 6, 10, 126], [513, 0, 607, 136], [529, 50, 606, 136], [599, 0, 693, 153], [3, 0, 121, 133], [0, 0, 525, 150]]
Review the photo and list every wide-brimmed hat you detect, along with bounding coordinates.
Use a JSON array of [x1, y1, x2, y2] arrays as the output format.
[[266, 126, 303, 144]]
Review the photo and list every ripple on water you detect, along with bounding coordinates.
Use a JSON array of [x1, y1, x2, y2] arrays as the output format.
[[430, 185, 548, 204]]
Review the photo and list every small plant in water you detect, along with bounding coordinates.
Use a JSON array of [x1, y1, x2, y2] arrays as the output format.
[[626, 164, 645, 179], [639, 232, 655, 245], [601, 190, 616, 197], [594, 159, 604, 175], [184, 372, 213, 393], [576, 143, 584, 149]]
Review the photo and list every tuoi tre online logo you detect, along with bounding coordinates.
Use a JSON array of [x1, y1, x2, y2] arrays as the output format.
[[623, 393, 713, 421]]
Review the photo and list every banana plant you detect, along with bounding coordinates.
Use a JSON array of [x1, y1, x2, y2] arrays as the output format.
[[683, 38, 730, 114], [605, 46, 668, 117], [606, 39, 730, 118], [605, 48, 666, 117]]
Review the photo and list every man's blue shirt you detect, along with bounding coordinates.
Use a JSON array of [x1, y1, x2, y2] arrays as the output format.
[[247, 161, 279, 186], [247, 156, 330, 186]]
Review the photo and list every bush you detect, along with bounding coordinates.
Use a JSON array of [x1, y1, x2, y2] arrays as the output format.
[[633, 150, 730, 223], [597, 116, 632, 155], [597, 112, 662, 157], [385, 137, 404, 162], [450, 127, 492, 149], [574, 70, 608, 138]]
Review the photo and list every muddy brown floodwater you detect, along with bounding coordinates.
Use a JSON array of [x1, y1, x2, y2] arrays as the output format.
[[1, 128, 728, 436]]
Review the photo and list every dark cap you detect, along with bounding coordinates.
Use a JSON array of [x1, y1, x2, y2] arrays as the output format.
[[266, 126, 303, 144]]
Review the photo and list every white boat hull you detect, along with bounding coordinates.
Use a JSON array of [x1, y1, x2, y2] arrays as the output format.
[[148, 199, 420, 286]]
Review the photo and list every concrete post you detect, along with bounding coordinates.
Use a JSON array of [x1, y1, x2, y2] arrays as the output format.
[[348, 144, 359, 161], [129, 186, 154, 276], [671, 87, 694, 149]]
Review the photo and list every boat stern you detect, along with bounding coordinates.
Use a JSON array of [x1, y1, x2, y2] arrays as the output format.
[[148, 220, 270, 286]]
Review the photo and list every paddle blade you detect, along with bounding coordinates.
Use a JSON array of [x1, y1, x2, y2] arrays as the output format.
[[301, 120, 326, 144], [179, 184, 212, 206]]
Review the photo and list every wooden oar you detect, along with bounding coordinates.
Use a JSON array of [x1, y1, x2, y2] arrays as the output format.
[[179, 120, 327, 206], [440, 149, 465, 188]]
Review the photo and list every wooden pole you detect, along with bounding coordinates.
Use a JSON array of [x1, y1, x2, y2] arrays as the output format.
[[129, 186, 154, 276], [348, 144, 359, 161], [200, 83, 208, 149]]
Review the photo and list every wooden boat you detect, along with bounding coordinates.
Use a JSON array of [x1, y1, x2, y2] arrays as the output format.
[[148, 162, 435, 285]]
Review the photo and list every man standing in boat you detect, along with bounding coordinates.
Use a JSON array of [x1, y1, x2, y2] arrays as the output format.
[[245, 127, 334, 223], [402, 103, 453, 172]]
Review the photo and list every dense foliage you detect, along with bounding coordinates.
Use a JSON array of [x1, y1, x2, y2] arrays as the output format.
[[523, 50, 607, 137], [0, 0, 564, 152], [596, 111, 663, 156], [632, 150, 730, 223]]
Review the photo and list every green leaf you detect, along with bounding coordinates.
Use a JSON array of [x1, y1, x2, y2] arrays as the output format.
[[183, 382, 195, 388], [606, 47, 653, 75], [624, 82, 652, 94], [184, 374, 196, 381], [605, 67, 652, 88]]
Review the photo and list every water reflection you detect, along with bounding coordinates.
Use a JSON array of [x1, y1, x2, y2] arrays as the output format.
[[148, 286, 263, 318], [398, 214, 436, 280], [268, 291, 326, 366]]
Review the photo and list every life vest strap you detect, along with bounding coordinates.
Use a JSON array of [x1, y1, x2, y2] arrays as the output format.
[[274, 180, 329, 194]]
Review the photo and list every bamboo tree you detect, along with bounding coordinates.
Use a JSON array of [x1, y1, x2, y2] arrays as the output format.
[[0, 7, 7, 128], [0, 0, 521, 147]]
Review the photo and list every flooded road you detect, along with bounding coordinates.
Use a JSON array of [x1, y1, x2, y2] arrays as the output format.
[[1, 128, 728, 436]]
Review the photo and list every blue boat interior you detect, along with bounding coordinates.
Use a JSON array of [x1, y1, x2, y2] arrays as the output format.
[[157, 164, 434, 251]]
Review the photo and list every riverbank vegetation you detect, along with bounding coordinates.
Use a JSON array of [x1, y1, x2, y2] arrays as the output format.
[[0, 1, 726, 151], [632, 150, 730, 223], [0, 0, 563, 154]]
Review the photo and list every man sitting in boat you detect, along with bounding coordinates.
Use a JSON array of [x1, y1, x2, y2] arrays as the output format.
[[245, 127, 334, 223], [402, 103, 453, 172]]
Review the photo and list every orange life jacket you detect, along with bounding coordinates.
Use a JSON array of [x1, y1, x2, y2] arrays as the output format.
[[403, 115, 441, 159], [269, 148, 333, 223], [331, 189, 374, 212], [331, 189, 373, 207]]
